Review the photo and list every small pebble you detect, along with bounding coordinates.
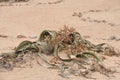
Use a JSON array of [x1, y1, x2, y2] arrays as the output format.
[[101, 20, 107, 23], [83, 35, 90, 38], [116, 37, 120, 41], [108, 36, 116, 40], [108, 23, 115, 26], [81, 18, 86, 21], [17, 35, 26, 38], [0, 35, 8, 38], [89, 10, 95, 12], [28, 36, 37, 39]]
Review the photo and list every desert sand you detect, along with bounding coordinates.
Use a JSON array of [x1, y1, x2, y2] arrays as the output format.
[[0, 0, 120, 80]]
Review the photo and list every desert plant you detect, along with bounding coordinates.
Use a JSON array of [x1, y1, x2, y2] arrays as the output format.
[[0, 26, 118, 78]]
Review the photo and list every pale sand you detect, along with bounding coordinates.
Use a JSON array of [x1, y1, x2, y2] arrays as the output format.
[[0, 0, 120, 80]]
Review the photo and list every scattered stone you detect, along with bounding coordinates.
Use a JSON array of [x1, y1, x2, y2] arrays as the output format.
[[83, 35, 91, 38], [17, 35, 26, 38], [108, 23, 115, 26], [88, 10, 95, 12], [0, 35, 8, 38], [28, 36, 37, 39], [108, 36, 120, 41], [86, 17, 91, 19], [101, 20, 107, 23], [116, 37, 120, 41], [93, 20, 101, 23], [81, 18, 86, 21], [95, 10, 102, 12], [108, 36, 116, 40], [72, 12, 82, 18], [72, 11, 119, 26]]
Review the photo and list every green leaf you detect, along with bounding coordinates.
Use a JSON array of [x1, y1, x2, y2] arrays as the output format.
[[38, 30, 57, 42], [36, 42, 54, 55], [15, 40, 32, 53], [37, 51, 54, 68], [82, 51, 101, 62], [54, 44, 72, 62]]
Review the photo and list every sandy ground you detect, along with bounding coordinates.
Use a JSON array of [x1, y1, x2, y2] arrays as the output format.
[[0, 0, 120, 80]]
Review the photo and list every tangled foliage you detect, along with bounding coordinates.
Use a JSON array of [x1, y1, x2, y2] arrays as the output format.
[[0, 26, 119, 78]]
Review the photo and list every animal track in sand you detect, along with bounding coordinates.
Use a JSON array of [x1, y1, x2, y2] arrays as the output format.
[[72, 9, 120, 27]]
